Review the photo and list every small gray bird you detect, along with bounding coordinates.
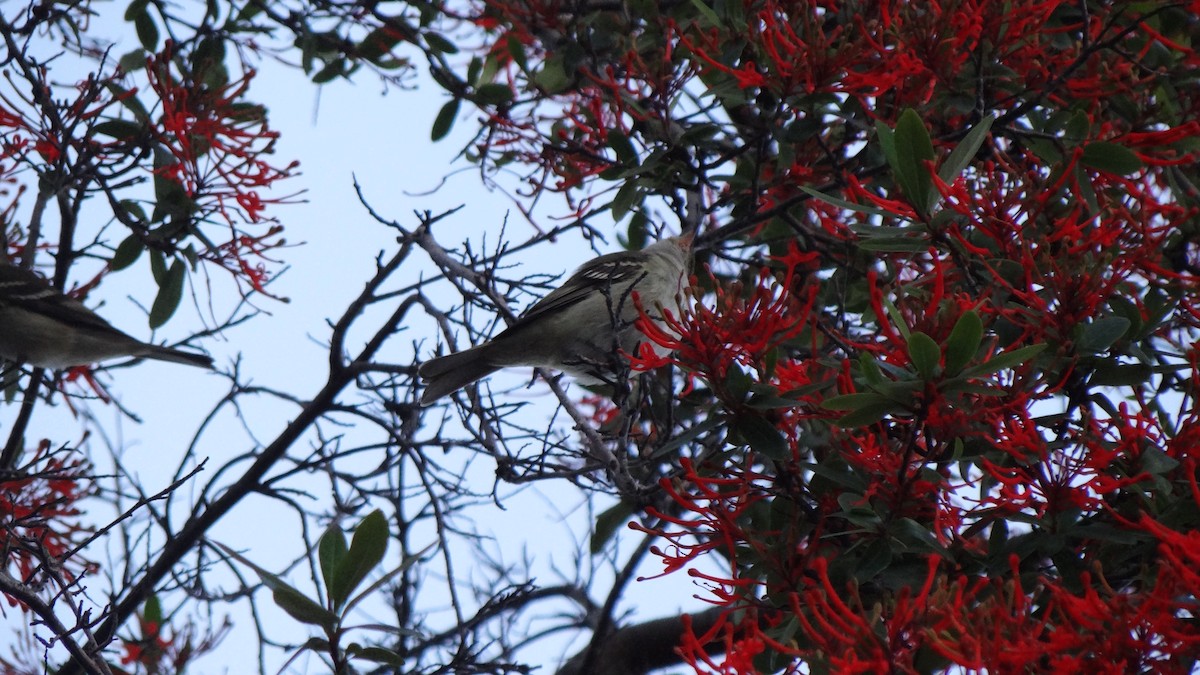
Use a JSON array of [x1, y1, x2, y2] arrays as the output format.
[[419, 234, 692, 406], [0, 263, 213, 369]]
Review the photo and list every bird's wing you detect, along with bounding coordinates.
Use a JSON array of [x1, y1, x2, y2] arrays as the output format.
[[506, 248, 649, 329], [0, 264, 119, 333]]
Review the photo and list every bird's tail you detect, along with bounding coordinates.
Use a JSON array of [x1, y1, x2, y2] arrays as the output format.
[[142, 344, 214, 369], [418, 346, 498, 406]]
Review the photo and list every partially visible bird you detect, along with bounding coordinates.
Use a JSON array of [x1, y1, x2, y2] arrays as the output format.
[[0, 262, 213, 369], [419, 234, 692, 406]]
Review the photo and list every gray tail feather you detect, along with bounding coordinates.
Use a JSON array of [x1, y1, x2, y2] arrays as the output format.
[[418, 346, 499, 406], [143, 345, 214, 369]]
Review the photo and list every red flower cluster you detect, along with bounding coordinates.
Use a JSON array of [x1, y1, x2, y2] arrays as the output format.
[[0, 442, 93, 597], [145, 47, 299, 227]]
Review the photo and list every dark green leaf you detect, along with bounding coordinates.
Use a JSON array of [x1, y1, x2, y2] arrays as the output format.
[[1140, 446, 1179, 476], [798, 185, 895, 218], [964, 344, 1046, 377], [1081, 141, 1143, 176], [938, 114, 994, 184], [111, 234, 144, 271], [318, 525, 348, 594], [134, 11, 158, 50], [611, 181, 641, 221], [1087, 362, 1151, 387], [430, 98, 459, 141], [93, 119, 144, 141], [944, 310, 983, 375], [347, 645, 407, 666], [591, 500, 635, 554], [688, 0, 720, 25], [1064, 109, 1090, 142], [733, 414, 789, 461], [891, 517, 947, 554], [855, 540, 894, 581], [533, 56, 571, 94], [892, 109, 936, 214], [875, 121, 898, 178], [504, 34, 525, 69], [124, 0, 150, 20], [312, 59, 346, 84], [835, 399, 897, 427], [236, 0, 266, 21], [1074, 163, 1099, 214], [608, 130, 638, 165], [271, 582, 336, 627], [105, 83, 150, 121], [474, 83, 513, 105], [148, 259, 185, 329], [858, 353, 884, 385], [214, 542, 337, 628], [1078, 316, 1130, 353], [143, 595, 163, 626], [330, 510, 389, 610], [856, 237, 928, 252], [118, 48, 147, 74], [359, 26, 404, 62], [822, 392, 891, 411], [907, 331, 941, 380], [425, 32, 458, 55]]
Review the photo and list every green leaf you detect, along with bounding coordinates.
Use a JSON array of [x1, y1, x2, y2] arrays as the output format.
[[1087, 362, 1151, 387], [105, 82, 150, 121], [591, 500, 635, 554], [907, 331, 941, 380], [938, 114, 994, 184], [822, 392, 891, 411], [214, 542, 338, 628], [876, 120, 898, 178], [891, 517, 947, 554], [474, 83, 513, 105], [318, 525, 349, 595], [1140, 446, 1179, 476], [608, 130, 638, 165], [964, 344, 1047, 377], [733, 414, 789, 461], [133, 10, 158, 50], [118, 48, 147, 74], [149, 258, 185, 329], [688, 0, 721, 25], [1078, 316, 1130, 353], [312, 59, 346, 84], [270, 580, 336, 627], [892, 109, 936, 214], [835, 399, 897, 427], [124, 0, 150, 21], [93, 119, 144, 141], [111, 234, 144, 271], [143, 595, 163, 626], [330, 510, 389, 610], [359, 25, 407, 62], [430, 98, 459, 141], [799, 185, 896, 219], [533, 56, 571, 94], [1074, 163, 1099, 214], [346, 645, 407, 666], [1081, 141, 1143, 176], [611, 181, 641, 221], [944, 310, 983, 375], [857, 237, 928, 252]]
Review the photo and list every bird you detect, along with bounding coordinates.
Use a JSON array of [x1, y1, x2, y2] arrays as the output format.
[[0, 262, 213, 369], [419, 234, 692, 406]]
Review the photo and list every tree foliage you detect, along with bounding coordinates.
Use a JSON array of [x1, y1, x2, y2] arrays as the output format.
[[2, 1, 1200, 674]]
